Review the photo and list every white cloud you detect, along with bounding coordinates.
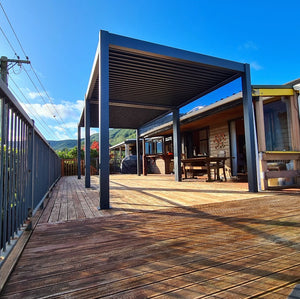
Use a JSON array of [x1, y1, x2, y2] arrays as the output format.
[[80, 128, 98, 139], [19, 94, 85, 140], [19, 88, 92, 140], [239, 41, 258, 51], [20, 99, 84, 121], [73, 100, 84, 112], [48, 122, 98, 141], [28, 91, 47, 100], [250, 61, 263, 71], [50, 125, 75, 140], [62, 122, 79, 129], [21, 103, 57, 119]]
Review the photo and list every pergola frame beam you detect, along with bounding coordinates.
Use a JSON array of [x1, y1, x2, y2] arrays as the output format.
[[109, 100, 174, 111]]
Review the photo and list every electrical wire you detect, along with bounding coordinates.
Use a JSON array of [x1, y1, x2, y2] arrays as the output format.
[[0, 24, 19, 59], [28, 64, 75, 138], [0, 1, 28, 60], [8, 74, 61, 140], [0, 1, 75, 139], [9, 75, 61, 140]]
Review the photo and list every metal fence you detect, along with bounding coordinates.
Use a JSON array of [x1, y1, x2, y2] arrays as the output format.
[[0, 80, 61, 256]]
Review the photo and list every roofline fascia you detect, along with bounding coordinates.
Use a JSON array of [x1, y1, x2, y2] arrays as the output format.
[[85, 42, 100, 100], [79, 42, 100, 128], [109, 138, 137, 150], [177, 73, 242, 110], [252, 85, 294, 89], [140, 92, 243, 137], [107, 31, 245, 73]]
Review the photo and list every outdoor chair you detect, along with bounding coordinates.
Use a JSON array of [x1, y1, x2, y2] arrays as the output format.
[[210, 150, 227, 181]]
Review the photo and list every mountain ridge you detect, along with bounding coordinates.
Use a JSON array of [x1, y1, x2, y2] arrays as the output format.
[[48, 129, 136, 151]]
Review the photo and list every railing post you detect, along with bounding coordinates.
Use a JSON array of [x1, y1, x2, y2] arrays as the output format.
[[0, 98, 7, 252], [77, 125, 81, 179], [3, 101, 9, 250], [48, 145, 50, 190], [12, 113, 17, 235], [26, 121, 34, 231], [8, 105, 14, 245]]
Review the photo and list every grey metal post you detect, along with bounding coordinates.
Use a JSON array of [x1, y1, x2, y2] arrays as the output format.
[[84, 100, 90, 188], [142, 137, 147, 176], [98, 30, 110, 209], [48, 145, 50, 190], [173, 109, 182, 181], [27, 121, 34, 230], [136, 129, 141, 176], [0, 98, 6, 250], [77, 126, 81, 179], [242, 64, 258, 192]]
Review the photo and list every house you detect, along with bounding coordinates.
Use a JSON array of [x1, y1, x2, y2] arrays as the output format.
[[109, 139, 136, 173], [138, 79, 300, 190]]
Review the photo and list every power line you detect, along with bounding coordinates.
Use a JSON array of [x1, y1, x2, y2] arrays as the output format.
[[0, 1, 75, 139], [29, 64, 75, 137], [0, 1, 28, 59], [22, 67, 74, 139], [9, 75, 60, 140], [0, 24, 19, 59], [8, 74, 61, 140]]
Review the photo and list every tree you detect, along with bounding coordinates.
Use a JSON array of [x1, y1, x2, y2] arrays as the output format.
[[91, 141, 99, 151]]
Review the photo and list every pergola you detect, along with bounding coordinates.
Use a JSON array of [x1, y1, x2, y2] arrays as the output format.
[[78, 30, 258, 209]]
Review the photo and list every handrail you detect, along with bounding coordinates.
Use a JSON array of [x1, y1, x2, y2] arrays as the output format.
[[0, 79, 61, 262]]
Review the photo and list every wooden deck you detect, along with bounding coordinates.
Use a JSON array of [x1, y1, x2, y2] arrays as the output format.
[[1, 175, 300, 298]]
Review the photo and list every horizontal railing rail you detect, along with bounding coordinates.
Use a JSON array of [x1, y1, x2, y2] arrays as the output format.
[[0, 79, 61, 260]]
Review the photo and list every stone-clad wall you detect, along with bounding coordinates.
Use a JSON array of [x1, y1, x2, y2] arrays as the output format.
[[209, 123, 232, 179]]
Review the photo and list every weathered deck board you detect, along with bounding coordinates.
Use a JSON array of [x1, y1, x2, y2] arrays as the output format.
[[1, 175, 300, 298]]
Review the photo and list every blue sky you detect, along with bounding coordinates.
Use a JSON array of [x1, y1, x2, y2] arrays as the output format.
[[0, 0, 299, 140]]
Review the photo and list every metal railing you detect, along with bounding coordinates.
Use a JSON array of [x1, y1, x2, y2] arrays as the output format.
[[0, 79, 61, 257]]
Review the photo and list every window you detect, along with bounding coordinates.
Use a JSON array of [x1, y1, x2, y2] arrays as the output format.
[[145, 138, 163, 154], [192, 127, 209, 156], [264, 99, 291, 151], [156, 141, 163, 154]]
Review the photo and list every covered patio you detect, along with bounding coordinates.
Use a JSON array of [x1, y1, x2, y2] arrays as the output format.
[[78, 30, 258, 210]]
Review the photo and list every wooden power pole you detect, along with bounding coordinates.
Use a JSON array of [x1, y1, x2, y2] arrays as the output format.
[[0, 56, 30, 85]]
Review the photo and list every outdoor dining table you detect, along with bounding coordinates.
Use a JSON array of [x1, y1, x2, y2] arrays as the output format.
[[181, 156, 229, 181]]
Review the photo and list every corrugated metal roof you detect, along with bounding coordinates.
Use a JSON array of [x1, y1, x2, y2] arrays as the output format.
[[140, 92, 243, 137]]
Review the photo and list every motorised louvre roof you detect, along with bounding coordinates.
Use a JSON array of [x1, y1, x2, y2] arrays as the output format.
[[79, 31, 245, 129]]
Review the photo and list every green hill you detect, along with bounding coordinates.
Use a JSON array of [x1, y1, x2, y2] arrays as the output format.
[[49, 129, 136, 151]]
